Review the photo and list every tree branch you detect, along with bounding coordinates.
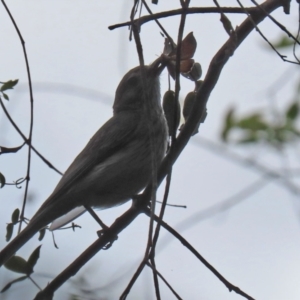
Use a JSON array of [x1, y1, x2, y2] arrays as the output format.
[[31, 1, 285, 298], [109, 6, 257, 30]]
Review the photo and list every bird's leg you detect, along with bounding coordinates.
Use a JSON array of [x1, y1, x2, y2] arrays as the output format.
[[84, 205, 108, 230], [84, 205, 117, 249]]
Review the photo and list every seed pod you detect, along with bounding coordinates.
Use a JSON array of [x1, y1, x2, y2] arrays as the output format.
[[189, 63, 202, 81], [183, 92, 196, 123], [182, 91, 206, 136], [163, 90, 181, 137], [181, 62, 202, 82]]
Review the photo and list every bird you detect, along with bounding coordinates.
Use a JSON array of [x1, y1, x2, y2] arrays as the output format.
[[0, 56, 168, 266]]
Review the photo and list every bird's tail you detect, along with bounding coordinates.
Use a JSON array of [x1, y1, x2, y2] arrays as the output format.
[[0, 217, 45, 267]]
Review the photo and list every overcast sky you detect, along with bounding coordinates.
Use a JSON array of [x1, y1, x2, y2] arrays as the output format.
[[0, 1, 300, 299]]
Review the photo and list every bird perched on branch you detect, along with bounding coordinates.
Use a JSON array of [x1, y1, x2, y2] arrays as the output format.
[[0, 56, 168, 266]]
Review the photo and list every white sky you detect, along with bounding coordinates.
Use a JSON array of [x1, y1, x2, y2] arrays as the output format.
[[0, 1, 300, 299]]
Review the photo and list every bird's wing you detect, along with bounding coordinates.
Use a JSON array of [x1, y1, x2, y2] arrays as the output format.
[[32, 111, 141, 219]]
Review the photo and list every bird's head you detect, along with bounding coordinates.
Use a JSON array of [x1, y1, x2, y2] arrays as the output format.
[[113, 56, 166, 113]]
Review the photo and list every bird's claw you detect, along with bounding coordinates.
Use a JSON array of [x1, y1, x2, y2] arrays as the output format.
[[97, 229, 118, 250]]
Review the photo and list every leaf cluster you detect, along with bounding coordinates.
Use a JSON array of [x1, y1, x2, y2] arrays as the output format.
[[0, 79, 18, 101], [221, 101, 300, 148], [1, 245, 41, 293]]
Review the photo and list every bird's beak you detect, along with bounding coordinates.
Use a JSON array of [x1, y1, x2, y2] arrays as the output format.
[[149, 55, 167, 77]]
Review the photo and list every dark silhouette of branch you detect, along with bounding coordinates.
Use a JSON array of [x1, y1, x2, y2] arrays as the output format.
[[250, 0, 300, 46], [152, 0, 285, 195], [108, 6, 258, 30], [121, 2, 191, 297], [152, 0, 190, 296], [141, 0, 174, 44], [123, 0, 286, 297], [33, 206, 141, 300], [130, 21, 160, 298], [158, 176, 269, 250], [1, 0, 36, 234], [0, 97, 63, 175], [143, 209, 255, 300], [148, 172, 172, 299], [293, 7, 300, 63], [31, 1, 285, 299], [237, 0, 299, 65], [146, 262, 183, 300]]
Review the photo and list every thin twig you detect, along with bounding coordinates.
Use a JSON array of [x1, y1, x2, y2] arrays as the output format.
[[250, 0, 300, 45], [109, 6, 258, 31], [150, 256, 161, 300], [141, 0, 174, 44], [158, 176, 270, 249], [156, 200, 186, 208], [0, 97, 63, 175], [146, 262, 183, 300], [129, 0, 140, 41], [34, 206, 141, 300], [143, 209, 255, 300], [151, 173, 172, 253], [120, 14, 161, 299], [148, 1, 191, 297], [1, 0, 35, 234], [28, 275, 42, 291], [293, 4, 300, 63], [32, 1, 285, 298], [84, 205, 108, 229], [149, 173, 172, 300], [237, 0, 299, 65]]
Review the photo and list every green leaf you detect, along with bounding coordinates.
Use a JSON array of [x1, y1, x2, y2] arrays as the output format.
[[273, 127, 292, 143], [221, 108, 235, 141], [273, 36, 295, 49], [38, 228, 46, 241], [4, 256, 32, 275], [6, 223, 13, 242], [27, 245, 42, 270], [236, 114, 268, 131], [286, 102, 299, 121], [0, 79, 19, 92], [11, 209, 20, 224], [0, 172, 5, 188], [1, 275, 27, 293], [238, 134, 259, 144], [2, 93, 9, 101]]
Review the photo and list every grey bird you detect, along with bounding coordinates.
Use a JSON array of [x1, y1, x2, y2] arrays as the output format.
[[0, 57, 168, 266]]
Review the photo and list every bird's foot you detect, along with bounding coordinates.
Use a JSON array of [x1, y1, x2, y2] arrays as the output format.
[[97, 229, 118, 250]]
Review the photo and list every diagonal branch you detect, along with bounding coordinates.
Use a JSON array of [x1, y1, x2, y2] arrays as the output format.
[[33, 206, 141, 300], [109, 6, 258, 30], [32, 1, 285, 298], [144, 0, 284, 200], [0, 97, 63, 176], [143, 209, 255, 300]]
